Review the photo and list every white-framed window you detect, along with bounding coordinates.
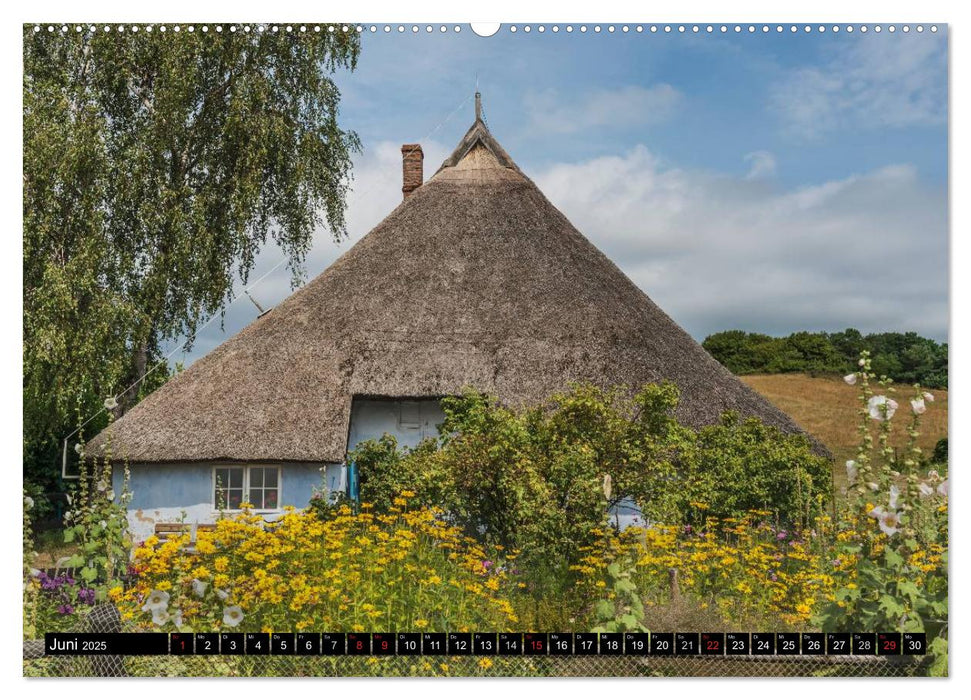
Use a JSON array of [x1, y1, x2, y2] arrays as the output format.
[[213, 465, 281, 511]]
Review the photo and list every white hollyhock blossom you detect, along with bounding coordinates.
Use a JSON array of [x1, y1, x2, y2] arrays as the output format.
[[845, 460, 858, 483], [843, 373, 857, 386], [152, 609, 170, 626], [910, 398, 926, 415], [868, 396, 898, 421], [923, 392, 935, 403], [223, 606, 244, 627], [172, 609, 183, 628], [142, 590, 170, 613], [889, 485, 901, 510], [215, 588, 230, 601], [868, 506, 901, 537], [918, 483, 934, 498], [937, 480, 948, 497], [192, 579, 209, 598], [858, 358, 866, 367], [927, 470, 940, 481], [867, 482, 880, 492]]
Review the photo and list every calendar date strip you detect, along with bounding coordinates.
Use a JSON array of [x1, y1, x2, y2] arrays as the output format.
[[45, 631, 926, 656]]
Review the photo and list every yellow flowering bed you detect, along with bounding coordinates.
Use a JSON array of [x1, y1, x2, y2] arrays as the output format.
[[572, 507, 943, 630], [113, 498, 518, 633]]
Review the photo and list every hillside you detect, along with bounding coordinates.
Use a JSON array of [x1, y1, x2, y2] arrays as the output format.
[[742, 373, 948, 486]]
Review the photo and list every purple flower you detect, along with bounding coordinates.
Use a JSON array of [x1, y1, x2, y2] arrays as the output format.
[[78, 588, 96, 605], [683, 525, 693, 534], [776, 531, 787, 540], [57, 604, 75, 615], [482, 560, 493, 570], [770, 573, 778, 582]]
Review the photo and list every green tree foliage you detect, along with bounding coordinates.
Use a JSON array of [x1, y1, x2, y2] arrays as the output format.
[[679, 413, 830, 528], [342, 384, 830, 582], [703, 329, 947, 388], [23, 26, 361, 491]]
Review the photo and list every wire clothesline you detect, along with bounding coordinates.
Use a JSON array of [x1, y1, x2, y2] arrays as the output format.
[[61, 89, 478, 474]]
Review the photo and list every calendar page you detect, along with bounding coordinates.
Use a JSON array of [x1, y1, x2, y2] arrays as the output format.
[[21, 10, 949, 682]]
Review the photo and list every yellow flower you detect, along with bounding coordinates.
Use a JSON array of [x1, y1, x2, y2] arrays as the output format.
[[479, 657, 493, 670], [414, 619, 429, 629]]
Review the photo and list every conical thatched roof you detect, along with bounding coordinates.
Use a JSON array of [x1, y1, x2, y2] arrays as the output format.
[[89, 112, 823, 464]]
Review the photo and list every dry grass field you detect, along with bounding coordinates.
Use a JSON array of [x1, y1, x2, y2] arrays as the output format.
[[742, 373, 948, 487]]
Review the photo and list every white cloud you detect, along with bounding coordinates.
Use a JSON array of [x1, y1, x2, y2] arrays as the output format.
[[771, 36, 947, 138], [743, 151, 777, 180], [533, 146, 947, 340], [524, 84, 683, 134]]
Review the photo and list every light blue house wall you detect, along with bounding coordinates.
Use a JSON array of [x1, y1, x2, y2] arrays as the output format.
[[347, 398, 445, 452], [114, 462, 325, 541]]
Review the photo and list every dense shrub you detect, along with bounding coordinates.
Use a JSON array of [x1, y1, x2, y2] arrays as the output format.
[[347, 384, 831, 581], [703, 328, 948, 388], [351, 384, 687, 585], [677, 413, 831, 528]]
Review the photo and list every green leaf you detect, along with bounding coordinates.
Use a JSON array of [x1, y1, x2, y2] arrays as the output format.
[[595, 600, 614, 620], [878, 595, 905, 618]]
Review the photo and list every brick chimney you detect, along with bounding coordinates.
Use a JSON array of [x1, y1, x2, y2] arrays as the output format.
[[401, 144, 424, 198]]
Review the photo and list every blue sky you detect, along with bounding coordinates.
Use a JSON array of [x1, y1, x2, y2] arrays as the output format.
[[173, 27, 948, 367]]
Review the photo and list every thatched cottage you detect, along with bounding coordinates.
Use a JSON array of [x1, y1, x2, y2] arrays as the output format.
[[90, 97, 814, 539]]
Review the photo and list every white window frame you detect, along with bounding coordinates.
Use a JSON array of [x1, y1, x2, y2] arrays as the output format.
[[212, 465, 282, 514]]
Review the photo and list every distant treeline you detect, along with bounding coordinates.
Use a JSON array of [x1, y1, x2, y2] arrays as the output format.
[[703, 329, 948, 389]]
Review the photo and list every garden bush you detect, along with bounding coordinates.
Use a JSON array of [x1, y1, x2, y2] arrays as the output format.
[[676, 413, 831, 528], [347, 382, 831, 584]]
